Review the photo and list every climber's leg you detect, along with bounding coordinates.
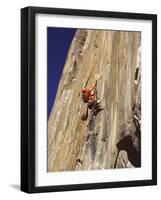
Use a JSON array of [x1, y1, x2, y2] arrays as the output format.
[[81, 106, 88, 121]]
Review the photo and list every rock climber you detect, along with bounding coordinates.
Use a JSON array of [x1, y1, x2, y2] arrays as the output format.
[[81, 80, 97, 104], [81, 80, 103, 121]]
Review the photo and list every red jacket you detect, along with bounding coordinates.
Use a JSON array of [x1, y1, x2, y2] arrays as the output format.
[[81, 88, 93, 102]]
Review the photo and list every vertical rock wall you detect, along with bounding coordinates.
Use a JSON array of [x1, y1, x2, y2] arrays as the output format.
[[48, 29, 141, 172]]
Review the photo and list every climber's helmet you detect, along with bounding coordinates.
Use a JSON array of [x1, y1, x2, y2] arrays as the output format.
[[81, 88, 86, 93]]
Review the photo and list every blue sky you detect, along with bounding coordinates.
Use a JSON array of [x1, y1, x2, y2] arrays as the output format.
[[47, 27, 76, 119]]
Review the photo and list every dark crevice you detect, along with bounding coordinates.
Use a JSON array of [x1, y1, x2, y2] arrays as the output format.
[[116, 135, 141, 167]]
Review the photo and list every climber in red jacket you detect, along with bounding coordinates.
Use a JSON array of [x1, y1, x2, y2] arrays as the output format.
[[81, 80, 98, 121], [81, 79, 103, 121], [81, 81, 97, 104]]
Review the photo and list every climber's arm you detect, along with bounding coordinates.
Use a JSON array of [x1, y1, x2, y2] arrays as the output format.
[[90, 80, 97, 92]]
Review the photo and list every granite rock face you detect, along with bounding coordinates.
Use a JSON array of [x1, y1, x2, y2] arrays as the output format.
[[48, 29, 141, 172]]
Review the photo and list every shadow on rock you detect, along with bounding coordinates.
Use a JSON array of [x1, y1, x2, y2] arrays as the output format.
[[116, 135, 141, 167]]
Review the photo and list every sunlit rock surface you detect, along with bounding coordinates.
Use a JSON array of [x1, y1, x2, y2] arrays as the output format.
[[48, 29, 141, 172]]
